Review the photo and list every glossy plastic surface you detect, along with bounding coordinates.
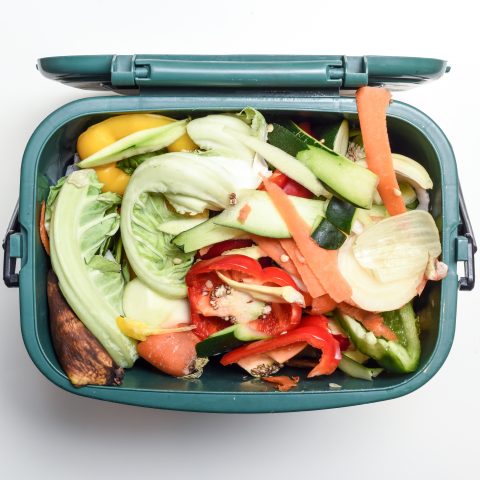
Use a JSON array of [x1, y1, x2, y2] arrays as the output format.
[[37, 55, 448, 92]]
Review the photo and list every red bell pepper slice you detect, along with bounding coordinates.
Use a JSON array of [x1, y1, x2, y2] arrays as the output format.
[[186, 255, 303, 339], [221, 315, 341, 377], [198, 239, 254, 260], [258, 170, 313, 199], [297, 121, 314, 136]]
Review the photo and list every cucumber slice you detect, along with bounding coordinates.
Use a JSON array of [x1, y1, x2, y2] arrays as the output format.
[[316, 119, 349, 156], [311, 218, 347, 250], [213, 190, 325, 238], [297, 146, 378, 209], [267, 123, 310, 157], [338, 354, 383, 381], [325, 197, 356, 233], [157, 216, 209, 236], [173, 217, 244, 253], [195, 324, 268, 357]]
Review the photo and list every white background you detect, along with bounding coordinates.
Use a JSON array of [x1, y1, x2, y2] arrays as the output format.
[[1, 1, 479, 479]]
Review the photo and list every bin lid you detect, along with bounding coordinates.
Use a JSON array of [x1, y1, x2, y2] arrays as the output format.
[[37, 54, 449, 93]]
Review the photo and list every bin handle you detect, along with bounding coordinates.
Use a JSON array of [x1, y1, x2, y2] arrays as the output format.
[[458, 184, 476, 291], [3, 200, 20, 288]]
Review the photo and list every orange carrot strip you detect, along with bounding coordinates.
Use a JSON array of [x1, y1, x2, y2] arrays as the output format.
[[356, 87, 406, 216], [338, 302, 397, 341], [311, 295, 337, 315], [262, 177, 351, 303], [40, 201, 50, 255], [280, 239, 326, 298], [262, 375, 300, 392], [237, 203, 252, 224], [250, 235, 299, 278]]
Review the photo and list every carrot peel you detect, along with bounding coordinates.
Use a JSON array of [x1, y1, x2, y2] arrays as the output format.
[[262, 375, 300, 392], [355, 87, 406, 216], [262, 177, 351, 303], [40, 201, 50, 255]]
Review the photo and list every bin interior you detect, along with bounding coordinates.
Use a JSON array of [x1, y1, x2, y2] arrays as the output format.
[[32, 107, 443, 395]]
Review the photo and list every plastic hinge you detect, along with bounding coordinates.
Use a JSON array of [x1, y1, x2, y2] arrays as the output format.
[[111, 55, 136, 87], [343, 56, 368, 88]]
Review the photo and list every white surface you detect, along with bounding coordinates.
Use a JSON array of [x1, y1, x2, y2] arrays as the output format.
[[1, 1, 479, 479]]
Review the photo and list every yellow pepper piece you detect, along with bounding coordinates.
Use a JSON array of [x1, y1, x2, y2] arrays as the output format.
[[116, 316, 194, 342], [77, 113, 197, 160], [167, 132, 198, 153], [95, 163, 131, 196]]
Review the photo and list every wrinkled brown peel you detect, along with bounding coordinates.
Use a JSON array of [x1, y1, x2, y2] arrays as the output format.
[[47, 270, 124, 387]]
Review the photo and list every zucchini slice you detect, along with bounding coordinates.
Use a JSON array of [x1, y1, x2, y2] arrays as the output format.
[[325, 197, 356, 233], [196, 324, 268, 358], [311, 218, 347, 250], [267, 123, 308, 157], [316, 119, 350, 156]]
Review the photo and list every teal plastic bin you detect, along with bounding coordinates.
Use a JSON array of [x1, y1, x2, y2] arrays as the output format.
[[3, 55, 476, 412]]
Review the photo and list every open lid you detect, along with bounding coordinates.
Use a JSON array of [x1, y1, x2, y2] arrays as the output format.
[[37, 55, 449, 93]]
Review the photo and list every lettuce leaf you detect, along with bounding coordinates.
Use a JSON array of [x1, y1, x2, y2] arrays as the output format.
[[49, 169, 138, 368], [44, 176, 67, 234], [121, 186, 195, 298], [116, 151, 161, 176]]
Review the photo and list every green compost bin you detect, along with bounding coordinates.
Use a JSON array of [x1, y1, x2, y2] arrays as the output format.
[[2, 55, 476, 413]]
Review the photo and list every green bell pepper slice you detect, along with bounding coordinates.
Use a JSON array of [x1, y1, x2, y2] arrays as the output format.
[[337, 302, 421, 374]]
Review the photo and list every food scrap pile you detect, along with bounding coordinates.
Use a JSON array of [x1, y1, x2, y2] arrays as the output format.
[[42, 87, 446, 392]]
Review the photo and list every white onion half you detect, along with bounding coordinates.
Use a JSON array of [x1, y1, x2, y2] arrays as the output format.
[[338, 236, 424, 312], [352, 210, 441, 284]]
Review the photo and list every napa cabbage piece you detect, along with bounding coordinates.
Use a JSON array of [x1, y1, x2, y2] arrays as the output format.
[[48, 170, 138, 368], [122, 152, 239, 216], [120, 168, 198, 298], [187, 108, 326, 196], [186, 108, 270, 190]]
